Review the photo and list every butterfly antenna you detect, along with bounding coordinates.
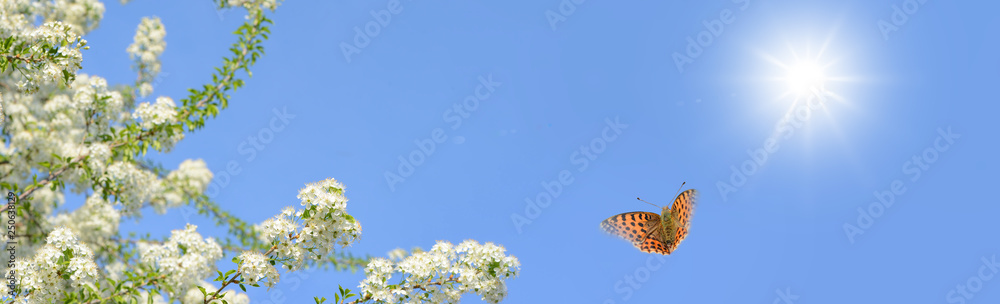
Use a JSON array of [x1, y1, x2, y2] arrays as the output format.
[[673, 181, 686, 198], [636, 197, 660, 208]]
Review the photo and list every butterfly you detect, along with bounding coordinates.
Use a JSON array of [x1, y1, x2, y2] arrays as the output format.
[[600, 188, 698, 255]]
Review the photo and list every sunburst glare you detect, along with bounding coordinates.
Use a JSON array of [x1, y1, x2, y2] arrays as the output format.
[[746, 26, 867, 158], [761, 41, 840, 103], [785, 60, 828, 98], [755, 30, 860, 117]]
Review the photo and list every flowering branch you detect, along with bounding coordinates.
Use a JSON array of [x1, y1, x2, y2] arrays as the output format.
[[0, 1, 525, 303]]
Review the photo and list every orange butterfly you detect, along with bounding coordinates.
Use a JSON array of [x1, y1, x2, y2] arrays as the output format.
[[600, 187, 698, 255]]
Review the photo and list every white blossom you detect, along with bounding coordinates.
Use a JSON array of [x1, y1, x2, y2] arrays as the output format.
[[131, 96, 183, 151], [32, 0, 106, 34], [133, 96, 178, 128], [139, 224, 223, 297], [359, 258, 395, 302], [255, 178, 362, 271], [182, 281, 251, 304], [296, 178, 362, 252], [11, 227, 99, 303], [153, 159, 214, 213], [127, 17, 166, 97], [358, 240, 520, 304], [105, 161, 164, 214], [227, 0, 283, 11], [49, 193, 121, 250], [238, 251, 280, 288], [388, 248, 408, 261]]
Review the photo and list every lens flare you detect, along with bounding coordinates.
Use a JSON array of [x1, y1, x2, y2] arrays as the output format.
[[784, 61, 827, 97]]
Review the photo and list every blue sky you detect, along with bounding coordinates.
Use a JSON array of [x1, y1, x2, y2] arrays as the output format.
[[75, 0, 1000, 303]]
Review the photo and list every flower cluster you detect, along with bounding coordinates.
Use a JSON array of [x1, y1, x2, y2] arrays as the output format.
[[3, 75, 119, 187], [237, 251, 280, 288], [131, 95, 184, 151], [0, 8, 89, 92], [138, 224, 224, 297], [296, 178, 362, 255], [116, 280, 252, 304], [31, 0, 106, 34], [49, 193, 121, 250], [0, 227, 100, 303], [358, 240, 521, 304], [68, 74, 128, 134], [155, 159, 214, 213], [133, 96, 178, 128], [182, 281, 251, 304], [105, 161, 165, 214], [226, 0, 283, 11], [254, 178, 362, 272], [126, 16, 166, 97]]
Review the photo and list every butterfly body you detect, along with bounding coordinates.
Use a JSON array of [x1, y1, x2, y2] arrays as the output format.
[[600, 189, 697, 255]]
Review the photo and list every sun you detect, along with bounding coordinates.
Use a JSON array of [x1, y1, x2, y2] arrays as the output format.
[[784, 60, 827, 97], [756, 36, 847, 103]]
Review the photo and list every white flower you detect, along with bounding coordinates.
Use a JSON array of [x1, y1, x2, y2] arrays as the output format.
[[358, 240, 520, 304], [238, 251, 279, 288], [130, 96, 182, 151], [253, 178, 362, 271], [182, 281, 250, 304], [133, 96, 178, 128], [359, 258, 395, 302], [227, 0, 283, 11], [139, 82, 153, 97], [139, 224, 223, 297], [14, 227, 99, 302], [127, 16, 166, 94], [296, 178, 362, 255], [49, 193, 121, 250], [154, 159, 214, 213], [104, 161, 164, 214], [388, 248, 407, 261]]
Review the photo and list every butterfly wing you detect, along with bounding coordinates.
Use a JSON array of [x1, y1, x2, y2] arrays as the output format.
[[600, 212, 661, 247], [637, 219, 673, 255], [666, 189, 698, 252]]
